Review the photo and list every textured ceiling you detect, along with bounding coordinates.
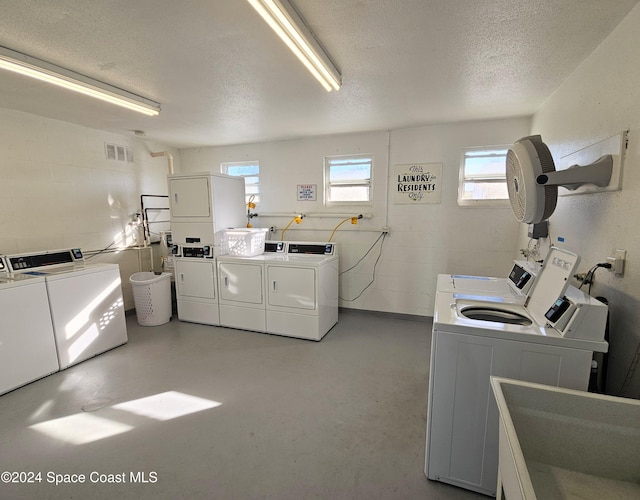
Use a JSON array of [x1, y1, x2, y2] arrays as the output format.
[[0, 0, 637, 148]]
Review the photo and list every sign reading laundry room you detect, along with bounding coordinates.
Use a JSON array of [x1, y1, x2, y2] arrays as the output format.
[[297, 184, 317, 201], [394, 163, 442, 204]]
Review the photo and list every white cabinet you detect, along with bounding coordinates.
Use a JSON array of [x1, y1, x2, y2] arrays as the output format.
[[425, 330, 591, 496]]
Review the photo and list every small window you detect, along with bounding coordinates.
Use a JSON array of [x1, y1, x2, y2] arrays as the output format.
[[458, 147, 509, 205], [324, 155, 373, 205], [221, 161, 260, 203]]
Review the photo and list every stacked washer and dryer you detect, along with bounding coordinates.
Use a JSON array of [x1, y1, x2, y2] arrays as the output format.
[[168, 172, 246, 325], [424, 247, 609, 496], [168, 171, 339, 341]]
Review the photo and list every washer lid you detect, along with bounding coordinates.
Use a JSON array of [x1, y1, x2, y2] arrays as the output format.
[[525, 247, 580, 325]]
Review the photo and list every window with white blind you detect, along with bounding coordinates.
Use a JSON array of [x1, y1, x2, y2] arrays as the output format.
[[457, 147, 509, 206], [324, 155, 373, 205], [221, 161, 260, 203]]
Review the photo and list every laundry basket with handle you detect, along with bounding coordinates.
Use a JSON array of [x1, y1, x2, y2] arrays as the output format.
[[129, 272, 172, 326]]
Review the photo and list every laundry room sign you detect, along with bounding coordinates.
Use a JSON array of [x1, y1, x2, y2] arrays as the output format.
[[394, 163, 442, 204], [297, 184, 317, 201]]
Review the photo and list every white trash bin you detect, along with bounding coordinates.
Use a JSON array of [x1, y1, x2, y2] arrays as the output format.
[[129, 272, 172, 326]]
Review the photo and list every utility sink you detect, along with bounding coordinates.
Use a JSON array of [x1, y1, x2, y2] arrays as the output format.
[[491, 377, 640, 499]]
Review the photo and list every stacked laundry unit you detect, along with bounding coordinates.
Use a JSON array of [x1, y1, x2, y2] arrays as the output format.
[[168, 172, 246, 325]]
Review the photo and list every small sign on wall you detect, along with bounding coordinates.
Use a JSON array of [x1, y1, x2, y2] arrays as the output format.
[[394, 163, 442, 204], [297, 184, 317, 201]]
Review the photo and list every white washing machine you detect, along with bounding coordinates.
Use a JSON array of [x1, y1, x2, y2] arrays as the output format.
[[216, 241, 287, 333], [0, 256, 59, 395], [174, 243, 219, 325], [265, 242, 339, 341], [6, 249, 128, 370], [424, 247, 609, 496], [437, 260, 540, 304]]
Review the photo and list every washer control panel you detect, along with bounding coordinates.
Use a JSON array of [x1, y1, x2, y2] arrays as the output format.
[[178, 245, 213, 258], [6, 249, 84, 272], [264, 241, 286, 253], [288, 243, 335, 255]]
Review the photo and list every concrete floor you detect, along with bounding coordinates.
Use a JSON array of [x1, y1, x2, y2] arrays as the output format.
[[0, 310, 486, 500]]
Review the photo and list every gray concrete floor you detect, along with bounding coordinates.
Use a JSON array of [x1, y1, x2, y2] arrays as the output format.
[[0, 310, 486, 500]]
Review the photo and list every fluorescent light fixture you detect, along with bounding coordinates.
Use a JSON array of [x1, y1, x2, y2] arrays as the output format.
[[247, 0, 341, 91], [0, 46, 161, 116]]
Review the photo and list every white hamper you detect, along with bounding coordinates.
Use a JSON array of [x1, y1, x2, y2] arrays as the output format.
[[129, 272, 172, 326]]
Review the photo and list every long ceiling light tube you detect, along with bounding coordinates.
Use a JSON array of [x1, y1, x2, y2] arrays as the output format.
[[0, 46, 161, 116], [247, 0, 341, 92]]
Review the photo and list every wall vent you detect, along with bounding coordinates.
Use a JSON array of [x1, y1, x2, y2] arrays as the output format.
[[105, 143, 116, 160], [105, 143, 134, 163]]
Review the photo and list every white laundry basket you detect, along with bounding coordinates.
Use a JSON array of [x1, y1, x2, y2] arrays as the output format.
[[222, 228, 269, 256], [129, 272, 172, 326]]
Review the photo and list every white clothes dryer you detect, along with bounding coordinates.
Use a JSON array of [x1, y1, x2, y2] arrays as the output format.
[[216, 241, 288, 333], [6, 249, 128, 370], [265, 242, 339, 341], [425, 247, 608, 496], [0, 256, 59, 395], [174, 244, 219, 325]]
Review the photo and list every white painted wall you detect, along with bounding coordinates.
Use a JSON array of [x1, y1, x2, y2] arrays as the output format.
[[179, 117, 530, 316], [0, 108, 178, 308], [524, 3, 640, 397]]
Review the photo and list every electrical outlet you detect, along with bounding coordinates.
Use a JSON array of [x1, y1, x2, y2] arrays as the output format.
[[381, 226, 390, 234], [606, 249, 626, 276]]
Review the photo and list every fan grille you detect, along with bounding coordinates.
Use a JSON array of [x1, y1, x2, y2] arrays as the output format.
[[506, 149, 526, 221]]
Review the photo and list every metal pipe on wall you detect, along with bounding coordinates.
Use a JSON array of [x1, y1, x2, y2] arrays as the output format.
[[150, 151, 174, 174]]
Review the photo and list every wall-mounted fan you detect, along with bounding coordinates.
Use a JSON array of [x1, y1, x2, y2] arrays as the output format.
[[506, 135, 613, 224]]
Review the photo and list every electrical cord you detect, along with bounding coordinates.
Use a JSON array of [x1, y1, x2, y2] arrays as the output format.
[[578, 262, 612, 294], [328, 215, 362, 242], [339, 232, 385, 276], [85, 239, 120, 260], [339, 232, 386, 302], [281, 215, 303, 240]]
